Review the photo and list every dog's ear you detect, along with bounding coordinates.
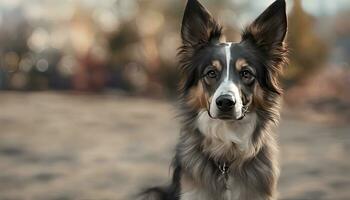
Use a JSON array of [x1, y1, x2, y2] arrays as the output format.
[[242, 0, 287, 95], [242, 0, 287, 49], [181, 0, 222, 47]]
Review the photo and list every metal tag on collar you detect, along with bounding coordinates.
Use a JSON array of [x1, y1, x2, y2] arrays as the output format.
[[219, 162, 229, 175]]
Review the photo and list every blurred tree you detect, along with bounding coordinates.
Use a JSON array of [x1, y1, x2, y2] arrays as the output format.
[[286, 0, 329, 86], [0, 8, 32, 90], [107, 0, 181, 97], [107, 0, 242, 97]]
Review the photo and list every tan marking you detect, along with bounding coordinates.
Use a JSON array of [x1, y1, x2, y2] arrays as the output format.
[[235, 58, 248, 71], [211, 60, 222, 71], [252, 84, 265, 110], [187, 82, 209, 110]]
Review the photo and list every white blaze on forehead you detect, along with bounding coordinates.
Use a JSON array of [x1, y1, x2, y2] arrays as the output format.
[[208, 42, 244, 119], [224, 42, 232, 81]]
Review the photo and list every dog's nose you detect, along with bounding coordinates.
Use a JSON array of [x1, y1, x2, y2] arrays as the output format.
[[216, 95, 235, 112]]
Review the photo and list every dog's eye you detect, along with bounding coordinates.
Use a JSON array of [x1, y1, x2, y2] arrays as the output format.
[[240, 70, 254, 83], [240, 70, 251, 78], [206, 70, 217, 79]]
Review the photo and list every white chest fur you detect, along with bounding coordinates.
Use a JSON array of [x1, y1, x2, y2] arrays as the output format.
[[197, 110, 257, 153]]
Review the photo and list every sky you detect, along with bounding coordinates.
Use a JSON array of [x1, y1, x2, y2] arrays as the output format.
[[0, 0, 349, 17], [0, 0, 349, 25], [246, 0, 350, 16]]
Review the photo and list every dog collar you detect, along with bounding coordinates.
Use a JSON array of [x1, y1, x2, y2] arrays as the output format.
[[218, 162, 229, 175], [216, 161, 230, 189], [216, 161, 230, 178]]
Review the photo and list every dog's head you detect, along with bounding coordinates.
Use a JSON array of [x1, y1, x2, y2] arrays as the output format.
[[179, 0, 288, 121]]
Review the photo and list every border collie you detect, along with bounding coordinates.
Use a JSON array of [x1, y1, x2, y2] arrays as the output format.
[[140, 0, 288, 199]]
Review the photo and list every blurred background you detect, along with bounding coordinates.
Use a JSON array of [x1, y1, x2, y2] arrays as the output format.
[[0, 0, 349, 199]]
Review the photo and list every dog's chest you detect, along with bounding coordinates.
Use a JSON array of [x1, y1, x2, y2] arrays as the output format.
[[179, 111, 258, 200], [180, 176, 242, 200], [221, 177, 241, 200]]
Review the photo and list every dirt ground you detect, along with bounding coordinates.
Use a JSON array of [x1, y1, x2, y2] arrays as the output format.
[[0, 92, 349, 200]]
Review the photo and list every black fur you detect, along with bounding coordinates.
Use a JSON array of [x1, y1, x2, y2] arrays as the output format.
[[139, 165, 181, 200]]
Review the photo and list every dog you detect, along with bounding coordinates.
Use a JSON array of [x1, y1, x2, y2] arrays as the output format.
[[140, 0, 288, 199]]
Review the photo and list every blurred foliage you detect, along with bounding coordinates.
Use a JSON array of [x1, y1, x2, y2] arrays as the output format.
[[285, 0, 329, 86], [0, 0, 349, 99]]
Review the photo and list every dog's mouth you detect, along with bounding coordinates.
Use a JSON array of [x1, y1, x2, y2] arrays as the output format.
[[217, 113, 242, 121], [217, 114, 245, 121], [207, 111, 246, 121], [218, 114, 233, 120], [207, 104, 249, 121]]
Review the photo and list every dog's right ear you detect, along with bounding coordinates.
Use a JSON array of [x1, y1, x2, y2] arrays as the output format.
[[181, 0, 222, 47]]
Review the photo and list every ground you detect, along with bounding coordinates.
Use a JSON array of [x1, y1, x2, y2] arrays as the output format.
[[0, 92, 349, 200]]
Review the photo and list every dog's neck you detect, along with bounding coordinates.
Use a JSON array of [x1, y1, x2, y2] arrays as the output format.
[[196, 110, 257, 162]]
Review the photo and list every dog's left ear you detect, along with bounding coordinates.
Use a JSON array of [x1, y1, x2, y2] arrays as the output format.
[[181, 0, 222, 47], [242, 0, 287, 94], [242, 0, 287, 49]]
